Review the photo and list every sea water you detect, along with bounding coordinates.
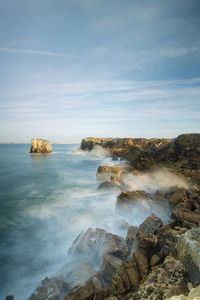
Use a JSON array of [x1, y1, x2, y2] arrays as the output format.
[[0, 144, 186, 300]]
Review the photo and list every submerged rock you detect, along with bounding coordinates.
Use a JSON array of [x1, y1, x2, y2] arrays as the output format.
[[30, 138, 52, 153]]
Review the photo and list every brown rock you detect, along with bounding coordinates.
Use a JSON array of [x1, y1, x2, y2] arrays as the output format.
[[116, 190, 152, 209], [150, 254, 161, 267], [168, 188, 188, 206], [134, 251, 148, 279], [98, 176, 126, 190], [96, 165, 128, 181], [172, 207, 200, 226], [139, 213, 163, 234], [136, 231, 157, 258], [30, 139, 52, 153], [125, 226, 139, 254], [112, 259, 139, 295], [69, 228, 128, 261], [101, 253, 122, 283]]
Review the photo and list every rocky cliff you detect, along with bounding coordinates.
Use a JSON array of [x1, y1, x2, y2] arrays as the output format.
[[29, 139, 52, 154]]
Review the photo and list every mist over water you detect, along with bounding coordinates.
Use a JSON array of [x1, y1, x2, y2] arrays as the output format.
[[0, 145, 187, 300]]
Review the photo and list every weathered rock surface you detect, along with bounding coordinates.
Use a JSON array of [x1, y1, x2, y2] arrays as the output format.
[[27, 277, 70, 300], [125, 226, 139, 254], [167, 284, 200, 300], [126, 256, 189, 300], [69, 228, 129, 262], [30, 139, 52, 153], [96, 165, 128, 181], [98, 176, 126, 191], [139, 213, 163, 234], [176, 228, 200, 285], [116, 190, 152, 209]]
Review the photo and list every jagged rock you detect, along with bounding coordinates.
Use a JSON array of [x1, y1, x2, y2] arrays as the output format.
[[30, 139, 52, 153], [112, 259, 139, 295], [96, 166, 128, 181], [116, 190, 152, 209], [139, 213, 163, 234], [166, 284, 200, 300], [101, 253, 122, 283], [135, 231, 157, 258], [153, 189, 166, 201], [69, 228, 128, 262], [98, 176, 126, 190], [133, 251, 148, 279], [27, 277, 70, 300], [172, 207, 200, 227], [167, 187, 188, 206], [127, 256, 189, 300], [176, 228, 200, 285], [125, 226, 139, 254], [63, 273, 105, 300]]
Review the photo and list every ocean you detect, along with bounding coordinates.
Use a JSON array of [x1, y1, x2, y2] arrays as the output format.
[[0, 144, 185, 300]]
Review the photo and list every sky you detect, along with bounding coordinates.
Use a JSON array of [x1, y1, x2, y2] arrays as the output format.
[[0, 0, 200, 143]]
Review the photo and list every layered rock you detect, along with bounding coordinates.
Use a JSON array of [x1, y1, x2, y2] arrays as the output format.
[[176, 228, 200, 285], [116, 190, 152, 210], [30, 139, 52, 153]]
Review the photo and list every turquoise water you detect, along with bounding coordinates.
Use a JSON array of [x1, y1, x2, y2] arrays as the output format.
[[0, 144, 124, 300], [0, 144, 175, 300]]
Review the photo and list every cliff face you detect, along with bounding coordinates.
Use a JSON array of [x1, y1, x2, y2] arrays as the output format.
[[29, 139, 52, 154]]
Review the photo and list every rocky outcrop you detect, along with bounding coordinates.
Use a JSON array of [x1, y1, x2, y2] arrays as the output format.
[[98, 176, 127, 191], [96, 165, 129, 181], [176, 228, 200, 285], [30, 139, 52, 153], [139, 213, 163, 234], [167, 284, 200, 300], [116, 190, 152, 209]]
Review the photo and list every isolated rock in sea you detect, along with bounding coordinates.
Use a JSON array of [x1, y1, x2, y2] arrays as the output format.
[[30, 138, 52, 153], [176, 227, 200, 285]]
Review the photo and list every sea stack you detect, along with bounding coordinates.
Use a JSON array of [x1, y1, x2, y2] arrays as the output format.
[[29, 139, 52, 154]]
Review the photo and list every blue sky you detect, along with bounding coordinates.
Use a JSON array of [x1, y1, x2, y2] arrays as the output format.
[[0, 0, 200, 143]]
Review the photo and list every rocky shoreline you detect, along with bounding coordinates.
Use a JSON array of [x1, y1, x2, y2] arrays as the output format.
[[8, 134, 200, 300]]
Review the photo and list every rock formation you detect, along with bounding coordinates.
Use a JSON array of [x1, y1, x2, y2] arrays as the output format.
[[29, 139, 52, 154]]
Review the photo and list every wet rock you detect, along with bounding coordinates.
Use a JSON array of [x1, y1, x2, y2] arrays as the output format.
[[139, 213, 163, 234], [96, 166, 128, 181], [69, 228, 128, 262], [136, 231, 157, 258], [112, 259, 139, 295], [5, 297, 14, 300], [125, 226, 139, 254], [176, 227, 200, 285], [29, 139, 52, 153], [27, 277, 70, 300], [101, 253, 122, 283], [98, 176, 126, 190], [63, 273, 105, 300], [153, 190, 166, 201], [133, 251, 148, 279], [116, 190, 152, 209]]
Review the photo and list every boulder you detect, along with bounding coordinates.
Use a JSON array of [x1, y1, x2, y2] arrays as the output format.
[[27, 277, 70, 300], [96, 166, 128, 181], [101, 253, 122, 283], [116, 190, 152, 209], [69, 228, 128, 262], [139, 213, 163, 234], [172, 207, 200, 227], [166, 284, 200, 300], [176, 228, 200, 285], [167, 187, 188, 206], [125, 226, 139, 254], [30, 139, 52, 153], [98, 176, 126, 190], [112, 259, 139, 295], [63, 273, 105, 300]]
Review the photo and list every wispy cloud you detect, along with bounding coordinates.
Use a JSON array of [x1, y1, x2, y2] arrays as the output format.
[[0, 47, 72, 57]]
